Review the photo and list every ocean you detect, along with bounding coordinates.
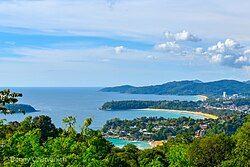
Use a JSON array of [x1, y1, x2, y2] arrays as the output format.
[[0, 87, 203, 148]]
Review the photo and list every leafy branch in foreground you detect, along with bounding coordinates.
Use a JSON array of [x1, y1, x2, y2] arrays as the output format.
[[0, 89, 23, 114], [1, 114, 249, 166]]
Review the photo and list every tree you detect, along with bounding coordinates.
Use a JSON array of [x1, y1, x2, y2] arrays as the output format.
[[104, 154, 130, 167], [0, 89, 23, 114], [62, 116, 76, 128], [81, 117, 94, 138], [113, 144, 140, 167], [146, 158, 165, 167], [32, 115, 59, 141], [84, 118, 93, 128], [221, 115, 250, 166], [188, 134, 234, 167], [138, 148, 168, 167], [168, 144, 191, 167]]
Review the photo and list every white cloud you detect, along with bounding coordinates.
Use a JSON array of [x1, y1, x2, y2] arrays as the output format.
[[0, 0, 249, 41], [114, 46, 125, 54], [164, 30, 201, 42], [210, 54, 222, 63], [204, 39, 250, 68], [154, 42, 180, 51], [208, 39, 242, 53], [195, 47, 204, 54], [244, 49, 250, 55], [224, 38, 242, 49], [235, 56, 248, 63], [5, 46, 164, 63]]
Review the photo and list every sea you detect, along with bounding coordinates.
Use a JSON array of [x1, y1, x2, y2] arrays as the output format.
[[0, 87, 203, 148]]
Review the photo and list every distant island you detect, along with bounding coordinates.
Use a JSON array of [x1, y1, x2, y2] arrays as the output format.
[[100, 80, 250, 97], [4, 104, 38, 114]]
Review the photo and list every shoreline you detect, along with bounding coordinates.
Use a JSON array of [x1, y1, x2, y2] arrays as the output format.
[[197, 95, 208, 101], [149, 140, 165, 147], [137, 108, 218, 120], [105, 107, 218, 148], [106, 137, 152, 149], [106, 136, 165, 148]]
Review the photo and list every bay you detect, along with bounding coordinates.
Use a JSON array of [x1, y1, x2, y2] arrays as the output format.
[[0, 87, 203, 130], [106, 138, 151, 149]]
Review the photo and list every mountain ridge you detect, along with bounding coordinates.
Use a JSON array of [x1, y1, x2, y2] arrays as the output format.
[[100, 80, 250, 97]]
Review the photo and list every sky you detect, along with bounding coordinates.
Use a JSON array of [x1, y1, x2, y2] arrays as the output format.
[[0, 0, 250, 87]]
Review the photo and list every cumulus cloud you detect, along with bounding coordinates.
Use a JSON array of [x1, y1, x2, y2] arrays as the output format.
[[114, 46, 126, 54], [235, 56, 248, 63], [153, 31, 203, 57], [208, 39, 242, 52], [154, 31, 250, 70], [210, 54, 222, 63], [154, 42, 180, 51], [204, 39, 250, 68], [244, 49, 250, 55], [164, 30, 201, 42], [195, 47, 204, 54]]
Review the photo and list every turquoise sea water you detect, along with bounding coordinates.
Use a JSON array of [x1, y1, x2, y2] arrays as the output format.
[[107, 138, 151, 149], [0, 87, 203, 148], [0, 87, 202, 129]]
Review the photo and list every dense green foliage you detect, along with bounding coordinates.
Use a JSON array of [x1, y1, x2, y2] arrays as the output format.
[[101, 100, 200, 110], [102, 114, 247, 141], [0, 89, 23, 114], [188, 134, 234, 167], [0, 89, 249, 166], [101, 98, 249, 116], [0, 115, 249, 166], [101, 80, 250, 96]]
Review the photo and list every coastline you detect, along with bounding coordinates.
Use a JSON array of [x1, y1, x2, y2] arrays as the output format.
[[149, 140, 165, 147], [106, 136, 165, 148], [137, 108, 218, 120], [106, 107, 218, 148], [104, 94, 217, 148], [106, 137, 152, 149], [197, 95, 208, 101]]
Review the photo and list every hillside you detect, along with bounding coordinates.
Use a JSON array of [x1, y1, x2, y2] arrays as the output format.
[[4, 104, 37, 114], [244, 80, 250, 84], [100, 80, 250, 97]]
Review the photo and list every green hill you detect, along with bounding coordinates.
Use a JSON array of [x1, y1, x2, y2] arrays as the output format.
[[101, 80, 250, 97], [4, 104, 37, 114]]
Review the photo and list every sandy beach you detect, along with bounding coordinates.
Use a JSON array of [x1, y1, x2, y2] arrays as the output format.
[[138, 108, 218, 120], [197, 95, 208, 101], [149, 140, 165, 147]]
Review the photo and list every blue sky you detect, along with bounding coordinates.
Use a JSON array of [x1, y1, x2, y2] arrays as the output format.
[[0, 0, 250, 87]]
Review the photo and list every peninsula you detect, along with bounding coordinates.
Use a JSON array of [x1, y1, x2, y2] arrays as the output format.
[[100, 98, 250, 117], [101, 97, 249, 141]]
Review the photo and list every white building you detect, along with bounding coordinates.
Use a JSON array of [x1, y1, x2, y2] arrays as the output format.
[[223, 92, 227, 98]]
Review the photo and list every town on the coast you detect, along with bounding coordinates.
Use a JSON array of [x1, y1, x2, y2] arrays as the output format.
[[101, 91, 249, 144]]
